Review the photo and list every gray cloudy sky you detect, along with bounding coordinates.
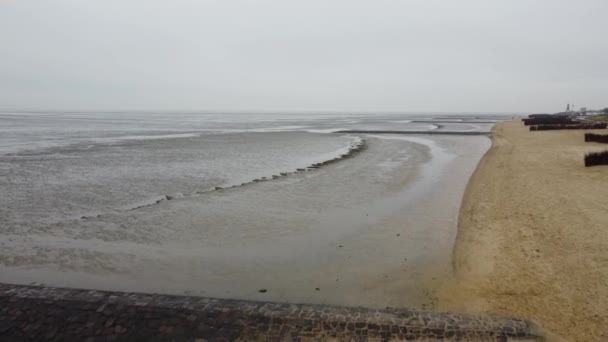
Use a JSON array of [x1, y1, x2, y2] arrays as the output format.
[[1, 0, 607, 113]]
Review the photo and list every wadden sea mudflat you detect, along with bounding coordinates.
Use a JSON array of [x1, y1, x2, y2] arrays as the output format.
[[0, 131, 490, 311], [438, 121, 608, 342]]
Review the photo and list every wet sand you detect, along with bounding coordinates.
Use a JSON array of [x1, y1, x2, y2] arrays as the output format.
[[437, 121, 608, 341], [0, 135, 490, 311]]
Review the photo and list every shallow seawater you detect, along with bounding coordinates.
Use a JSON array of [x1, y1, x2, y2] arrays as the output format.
[[0, 112, 499, 309], [1, 131, 360, 229]]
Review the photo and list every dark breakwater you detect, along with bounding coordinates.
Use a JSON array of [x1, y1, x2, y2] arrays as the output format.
[[585, 133, 608, 143], [529, 123, 607, 131], [0, 283, 544, 341], [522, 118, 574, 126], [585, 150, 608, 167]]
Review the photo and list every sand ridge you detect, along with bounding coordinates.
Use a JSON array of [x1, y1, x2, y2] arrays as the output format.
[[437, 121, 608, 341]]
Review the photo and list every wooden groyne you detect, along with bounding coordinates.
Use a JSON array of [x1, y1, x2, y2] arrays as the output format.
[[0, 283, 544, 341], [585, 150, 608, 167], [529, 123, 607, 131], [585, 133, 608, 143], [522, 118, 574, 126]]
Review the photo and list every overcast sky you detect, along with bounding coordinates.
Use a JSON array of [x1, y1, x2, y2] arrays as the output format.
[[1, 0, 607, 113]]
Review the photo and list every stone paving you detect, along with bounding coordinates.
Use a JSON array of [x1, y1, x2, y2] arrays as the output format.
[[0, 283, 544, 341]]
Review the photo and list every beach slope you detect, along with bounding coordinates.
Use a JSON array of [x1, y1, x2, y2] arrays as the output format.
[[438, 121, 608, 341]]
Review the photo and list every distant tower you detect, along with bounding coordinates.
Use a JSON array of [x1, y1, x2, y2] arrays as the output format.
[[566, 103, 570, 112]]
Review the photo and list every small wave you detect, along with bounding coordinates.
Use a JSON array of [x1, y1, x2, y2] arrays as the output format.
[[79, 139, 367, 217]]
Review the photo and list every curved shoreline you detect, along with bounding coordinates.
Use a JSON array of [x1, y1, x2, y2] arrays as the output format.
[[449, 125, 498, 274], [437, 121, 608, 342], [0, 123, 554, 340], [3, 134, 493, 311], [80, 138, 367, 218]]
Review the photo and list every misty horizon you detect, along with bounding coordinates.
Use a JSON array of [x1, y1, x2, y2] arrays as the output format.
[[2, 0, 607, 113]]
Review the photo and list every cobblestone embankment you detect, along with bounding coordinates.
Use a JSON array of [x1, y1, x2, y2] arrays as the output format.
[[0, 283, 543, 341]]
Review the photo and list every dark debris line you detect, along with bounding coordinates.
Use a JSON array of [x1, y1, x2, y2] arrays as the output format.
[[0, 283, 544, 341]]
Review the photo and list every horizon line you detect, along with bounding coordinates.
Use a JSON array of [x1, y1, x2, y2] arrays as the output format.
[[0, 109, 527, 115]]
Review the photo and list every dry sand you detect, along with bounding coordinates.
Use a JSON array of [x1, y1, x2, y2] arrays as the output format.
[[437, 121, 608, 341]]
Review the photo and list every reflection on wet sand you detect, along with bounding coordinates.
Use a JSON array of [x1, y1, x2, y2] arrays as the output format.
[[0, 134, 490, 310]]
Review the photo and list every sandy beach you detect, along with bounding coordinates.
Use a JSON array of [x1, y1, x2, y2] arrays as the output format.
[[437, 121, 608, 341]]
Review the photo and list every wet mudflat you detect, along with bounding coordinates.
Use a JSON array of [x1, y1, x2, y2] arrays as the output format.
[[0, 134, 490, 310]]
